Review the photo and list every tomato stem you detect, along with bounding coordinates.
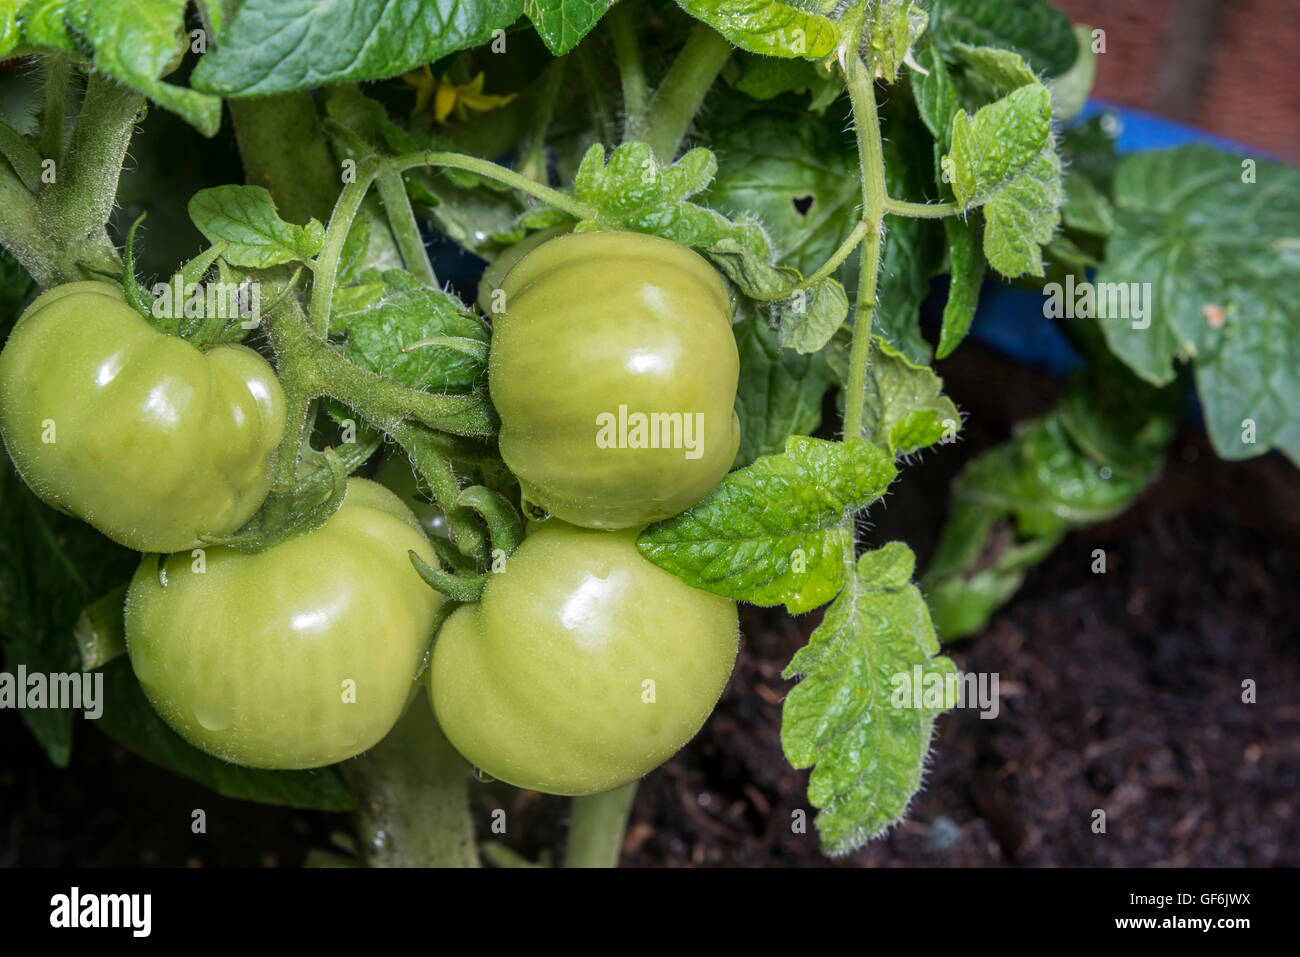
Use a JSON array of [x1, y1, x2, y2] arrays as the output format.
[[228, 92, 339, 227], [608, 1, 650, 137], [392, 151, 597, 221], [640, 23, 733, 162], [342, 699, 481, 868], [308, 155, 381, 336], [841, 53, 887, 445], [805, 218, 871, 286], [2, 73, 136, 287], [564, 782, 638, 868], [389, 420, 489, 566], [884, 197, 960, 218], [375, 165, 437, 287], [575, 39, 618, 147], [38, 55, 70, 164]]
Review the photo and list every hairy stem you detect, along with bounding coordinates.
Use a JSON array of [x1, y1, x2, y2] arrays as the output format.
[[393, 151, 595, 219], [565, 783, 637, 868], [31, 74, 141, 286], [308, 155, 379, 335], [884, 197, 959, 218], [375, 166, 436, 287], [265, 295, 494, 438], [641, 23, 732, 162], [342, 700, 480, 868], [39, 56, 70, 164], [841, 54, 887, 444], [40, 75, 141, 241], [310, 151, 593, 336], [806, 218, 870, 285], [608, 1, 649, 136], [390, 420, 488, 565]]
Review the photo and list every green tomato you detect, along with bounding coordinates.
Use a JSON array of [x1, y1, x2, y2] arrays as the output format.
[[125, 479, 442, 770], [488, 231, 741, 529], [429, 520, 738, 795], [0, 281, 285, 552]]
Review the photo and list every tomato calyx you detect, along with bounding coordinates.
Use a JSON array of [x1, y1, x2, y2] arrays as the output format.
[[407, 483, 525, 602], [196, 442, 372, 555]]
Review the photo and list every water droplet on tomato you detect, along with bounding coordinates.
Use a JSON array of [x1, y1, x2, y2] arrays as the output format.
[[194, 698, 233, 732]]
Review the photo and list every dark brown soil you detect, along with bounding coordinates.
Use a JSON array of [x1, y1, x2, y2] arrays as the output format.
[[2, 346, 1297, 868]]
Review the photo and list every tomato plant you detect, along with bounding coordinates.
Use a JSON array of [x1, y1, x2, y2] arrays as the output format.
[[0, 0, 1294, 876]]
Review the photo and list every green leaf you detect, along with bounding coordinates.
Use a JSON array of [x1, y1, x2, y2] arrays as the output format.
[[95, 657, 356, 811], [188, 186, 325, 267], [935, 215, 984, 358], [0, 1, 26, 56], [949, 41, 1038, 96], [637, 436, 896, 614], [731, 310, 834, 468], [334, 268, 488, 392], [1060, 169, 1114, 237], [573, 142, 766, 250], [979, 146, 1062, 278], [732, 55, 842, 112], [910, 32, 960, 147], [706, 109, 859, 277], [703, 236, 849, 355], [13, 0, 79, 53], [944, 83, 1051, 209], [769, 276, 849, 354], [571, 141, 843, 340], [70, 0, 223, 136], [191, 0, 525, 96], [858, 336, 960, 457], [932, 0, 1078, 78], [0, 464, 137, 767], [924, 515, 1062, 640], [923, 365, 1180, 639], [943, 84, 1062, 278], [1095, 146, 1300, 463], [782, 542, 957, 853], [525, 0, 612, 55], [675, 0, 838, 59]]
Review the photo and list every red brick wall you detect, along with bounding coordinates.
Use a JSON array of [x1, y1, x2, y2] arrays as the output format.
[[1052, 0, 1300, 162]]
